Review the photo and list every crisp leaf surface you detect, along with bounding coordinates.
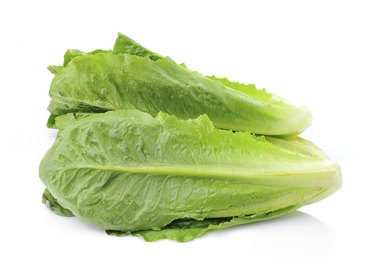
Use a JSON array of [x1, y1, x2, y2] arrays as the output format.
[[47, 33, 312, 135], [39, 110, 340, 241]]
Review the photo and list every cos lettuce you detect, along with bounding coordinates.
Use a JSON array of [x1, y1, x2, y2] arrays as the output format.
[[40, 110, 340, 242], [46, 33, 311, 135]]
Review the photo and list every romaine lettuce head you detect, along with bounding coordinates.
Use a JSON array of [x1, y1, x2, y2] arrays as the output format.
[[40, 109, 340, 241], [46, 33, 312, 135]]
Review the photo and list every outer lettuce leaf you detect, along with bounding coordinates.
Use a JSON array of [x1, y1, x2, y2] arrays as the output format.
[[107, 205, 298, 242], [54, 112, 93, 130], [39, 110, 340, 241], [47, 65, 62, 74], [113, 34, 300, 117], [42, 188, 73, 217], [47, 49, 112, 76], [113, 32, 162, 60], [62, 49, 112, 66], [42, 186, 297, 241], [46, 33, 312, 135], [47, 32, 160, 76], [47, 53, 311, 135]]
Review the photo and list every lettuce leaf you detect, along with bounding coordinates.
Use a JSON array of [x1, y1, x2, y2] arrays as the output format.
[[42, 188, 73, 217], [46, 33, 312, 135], [107, 205, 298, 242], [113, 32, 163, 60], [39, 109, 340, 241]]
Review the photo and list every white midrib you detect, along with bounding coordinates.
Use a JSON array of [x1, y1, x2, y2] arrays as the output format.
[[61, 162, 340, 187]]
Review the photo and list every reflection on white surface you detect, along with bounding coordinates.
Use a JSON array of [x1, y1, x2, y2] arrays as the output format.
[[196, 210, 336, 259], [49, 208, 335, 258]]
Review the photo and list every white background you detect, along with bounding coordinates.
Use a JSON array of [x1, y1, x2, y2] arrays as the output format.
[[1, 0, 374, 267]]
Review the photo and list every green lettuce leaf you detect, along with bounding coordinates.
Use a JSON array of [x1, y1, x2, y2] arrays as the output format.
[[46, 33, 312, 135], [113, 34, 296, 122], [41, 186, 297, 241], [47, 33, 160, 75], [39, 109, 340, 241], [113, 32, 163, 60], [42, 188, 73, 217], [107, 205, 298, 242]]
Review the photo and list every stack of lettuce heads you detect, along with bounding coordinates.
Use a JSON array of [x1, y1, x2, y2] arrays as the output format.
[[40, 33, 341, 242]]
